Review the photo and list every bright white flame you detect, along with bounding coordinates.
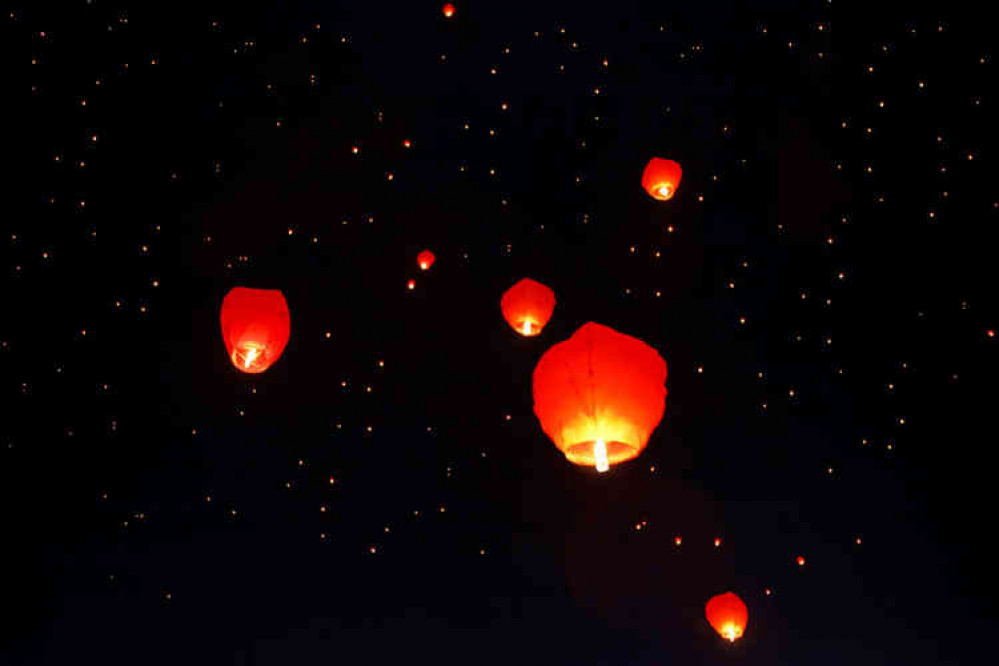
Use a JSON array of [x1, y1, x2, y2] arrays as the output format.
[[723, 624, 738, 642], [242, 346, 259, 369], [657, 184, 672, 199], [521, 320, 535, 336], [594, 439, 609, 473], [420, 262, 428, 270]]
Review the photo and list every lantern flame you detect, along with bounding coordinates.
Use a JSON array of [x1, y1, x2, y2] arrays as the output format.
[[240, 345, 260, 369], [521, 319, 536, 336], [723, 624, 738, 642], [594, 439, 609, 472], [656, 184, 673, 199]]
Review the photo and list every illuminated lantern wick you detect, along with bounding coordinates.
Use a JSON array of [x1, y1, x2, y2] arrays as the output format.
[[242, 346, 259, 369], [233, 344, 265, 371], [723, 624, 738, 642], [521, 319, 535, 336], [656, 183, 673, 199], [420, 261, 428, 270], [594, 439, 609, 473]]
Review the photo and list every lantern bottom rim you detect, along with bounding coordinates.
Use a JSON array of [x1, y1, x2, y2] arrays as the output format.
[[563, 440, 641, 467]]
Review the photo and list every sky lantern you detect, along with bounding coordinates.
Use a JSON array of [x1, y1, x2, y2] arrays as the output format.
[[220, 287, 291, 374], [501, 278, 556, 337], [532, 322, 668, 472], [417, 249, 436, 271], [442, 3, 456, 18], [705, 592, 748, 643], [641, 157, 682, 201]]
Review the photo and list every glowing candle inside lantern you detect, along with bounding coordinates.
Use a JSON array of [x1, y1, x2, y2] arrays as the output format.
[[521, 319, 535, 336], [723, 624, 738, 642], [235, 344, 262, 370], [657, 184, 672, 199], [594, 439, 609, 472]]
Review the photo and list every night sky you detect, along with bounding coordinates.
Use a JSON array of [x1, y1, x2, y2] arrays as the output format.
[[8, 1, 998, 664]]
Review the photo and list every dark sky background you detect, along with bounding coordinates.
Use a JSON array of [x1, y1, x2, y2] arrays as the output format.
[[7, 1, 997, 664]]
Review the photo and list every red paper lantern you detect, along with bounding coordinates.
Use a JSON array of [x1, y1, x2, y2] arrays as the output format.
[[219, 287, 291, 374], [641, 157, 682, 201], [532, 322, 668, 472], [705, 592, 748, 642], [417, 249, 436, 271], [501, 278, 556, 337], [442, 3, 456, 18]]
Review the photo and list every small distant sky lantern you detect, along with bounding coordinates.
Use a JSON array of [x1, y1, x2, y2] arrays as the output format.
[[501, 278, 556, 337], [705, 592, 748, 643], [641, 157, 682, 201], [417, 249, 436, 271], [532, 322, 668, 472], [220, 287, 291, 374], [442, 3, 456, 18]]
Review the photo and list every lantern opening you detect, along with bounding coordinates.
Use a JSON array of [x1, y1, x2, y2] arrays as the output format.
[[563, 439, 640, 469], [520, 319, 537, 336], [656, 183, 673, 199], [723, 624, 739, 642], [420, 261, 428, 270]]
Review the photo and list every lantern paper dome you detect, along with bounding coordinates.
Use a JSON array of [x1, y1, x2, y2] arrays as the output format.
[[641, 157, 682, 201], [705, 592, 748, 643], [220, 287, 291, 374], [532, 322, 668, 472], [417, 249, 436, 271], [501, 278, 556, 337]]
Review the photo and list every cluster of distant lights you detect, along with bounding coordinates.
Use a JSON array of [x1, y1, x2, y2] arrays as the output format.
[[18, 1, 994, 621]]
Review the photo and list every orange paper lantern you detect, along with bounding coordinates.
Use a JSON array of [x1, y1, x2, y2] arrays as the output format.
[[705, 592, 748, 642], [641, 157, 682, 201], [501, 278, 556, 337], [442, 3, 456, 18], [532, 322, 668, 471], [220, 287, 291, 374], [417, 249, 436, 271]]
